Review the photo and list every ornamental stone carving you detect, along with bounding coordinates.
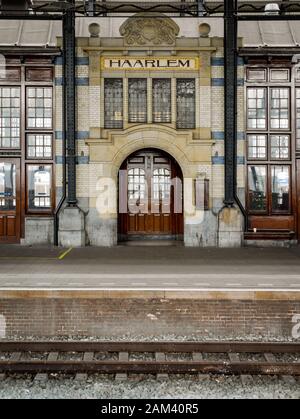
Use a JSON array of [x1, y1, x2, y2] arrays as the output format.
[[119, 13, 180, 46]]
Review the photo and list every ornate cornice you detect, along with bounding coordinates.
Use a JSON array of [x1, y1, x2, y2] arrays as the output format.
[[119, 13, 180, 47]]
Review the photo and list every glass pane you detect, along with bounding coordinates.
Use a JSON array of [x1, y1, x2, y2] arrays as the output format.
[[271, 166, 290, 212], [270, 88, 289, 130], [0, 162, 16, 210], [247, 88, 266, 130], [26, 87, 52, 129], [128, 79, 147, 123], [296, 89, 300, 150], [0, 87, 20, 148], [248, 166, 267, 211], [176, 79, 195, 129], [128, 168, 146, 200], [153, 79, 171, 124], [247, 135, 267, 159], [153, 168, 171, 200], [270, 135, 290, 160], [104, 79, 123, 129], [26, 135, 52, 159], [27, 165, 51, 210]]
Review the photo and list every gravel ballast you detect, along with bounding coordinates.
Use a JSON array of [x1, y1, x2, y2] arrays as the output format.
[[0, 375, 299, 399]]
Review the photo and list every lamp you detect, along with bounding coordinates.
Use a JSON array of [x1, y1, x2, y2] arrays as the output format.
[[264, 3, 280, 15]]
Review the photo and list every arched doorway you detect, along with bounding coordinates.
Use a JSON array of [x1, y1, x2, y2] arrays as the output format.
[[118, 148, 183, 241]]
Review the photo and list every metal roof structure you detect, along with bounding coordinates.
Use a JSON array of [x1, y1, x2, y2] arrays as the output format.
[[0, 16, 300, 47]]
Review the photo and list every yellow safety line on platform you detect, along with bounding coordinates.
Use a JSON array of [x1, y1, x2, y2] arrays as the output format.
[[0, 257, 57, 260], [58, 247, 73, 260]]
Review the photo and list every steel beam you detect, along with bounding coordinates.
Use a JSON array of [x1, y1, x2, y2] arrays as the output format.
[[63, 0, 77, 206], [223, 0, 237, 207]]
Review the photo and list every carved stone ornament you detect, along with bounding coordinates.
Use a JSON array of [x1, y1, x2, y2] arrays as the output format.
[[119, 13, 180, 46]]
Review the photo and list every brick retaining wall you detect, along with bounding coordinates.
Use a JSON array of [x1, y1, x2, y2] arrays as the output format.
[[0, 298, 299, 340]]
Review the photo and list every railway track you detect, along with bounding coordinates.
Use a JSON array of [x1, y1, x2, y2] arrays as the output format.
[[0, 341, 299, 380]]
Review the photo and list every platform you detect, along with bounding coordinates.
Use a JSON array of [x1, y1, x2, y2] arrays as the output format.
[[0, 245, 300, 291], [0, 245, 300, 340]]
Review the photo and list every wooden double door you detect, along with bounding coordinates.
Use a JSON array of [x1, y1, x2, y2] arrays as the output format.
[[0, 158, 20, 243], [119, 149, 183, 239]]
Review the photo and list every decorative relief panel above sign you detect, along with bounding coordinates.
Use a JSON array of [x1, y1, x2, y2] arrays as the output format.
[[101, 57, 199, 71], [119, 13, 180, 46]]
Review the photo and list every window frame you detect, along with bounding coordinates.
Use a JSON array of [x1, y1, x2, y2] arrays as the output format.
[[245, 65, 293, 217], [26, 132, 53, 160], [25, 85, 53, 131], [104, 78, 124, 130], [246, 86, 268, 131], [128, 78, 148, 124], [152, 78, 172, 124], [0, 62, 55, 219], [176, 78, 196, 130], [0, 85, 21, 150], [26, 163, 54, 214]]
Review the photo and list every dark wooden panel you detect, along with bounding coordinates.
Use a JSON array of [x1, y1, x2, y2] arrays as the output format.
[[0, 158, 20, 243], [6, 216, 16, 237], [137, 214, 145, 232], [0, 216, 4, 237], [249, 215, 295, 231], [25, 67, 53, 82], [0, 67, 21, 82], [24, 58, 53, 64]]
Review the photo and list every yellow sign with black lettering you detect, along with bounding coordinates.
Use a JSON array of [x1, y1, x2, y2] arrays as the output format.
[[101, 57, 199, 71]]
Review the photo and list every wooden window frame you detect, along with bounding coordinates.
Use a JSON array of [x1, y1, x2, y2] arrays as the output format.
[[247, 134, 268, 160], [25, 85, 53, 131], [245, 65, 294, 218], [246, 87, 268, 131], [26, 133, 53, 160], [25, 163, 54, 214], [0, 61, 55, 226], [0, 86, 21, 150]]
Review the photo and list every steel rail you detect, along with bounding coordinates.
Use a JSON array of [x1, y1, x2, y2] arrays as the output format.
[[0, 360, 299, 376], [0, 341, 300, 353], [0, 341, 299, 376]]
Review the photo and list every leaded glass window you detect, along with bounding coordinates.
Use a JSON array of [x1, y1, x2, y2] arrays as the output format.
[[176, 79, 196, 129], [152, 79, 171, 123], [104, 79, 123, 129], [26, 87, 52, 129], [128, 79, 147, 123], [0, 87, 20, 148]]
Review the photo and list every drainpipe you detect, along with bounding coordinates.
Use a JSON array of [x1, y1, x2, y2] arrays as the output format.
[[54, 52, 67, 246], [224, 0, 247, 230]]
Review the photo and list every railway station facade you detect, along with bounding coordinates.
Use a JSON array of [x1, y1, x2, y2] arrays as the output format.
[[1, 10, 300, 248]]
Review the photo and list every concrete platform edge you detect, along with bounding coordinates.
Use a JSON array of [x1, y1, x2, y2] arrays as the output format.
[[0, 289, 300, 300]]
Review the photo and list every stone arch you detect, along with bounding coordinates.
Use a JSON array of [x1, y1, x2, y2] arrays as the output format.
[[110, 125, 190, 180]]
